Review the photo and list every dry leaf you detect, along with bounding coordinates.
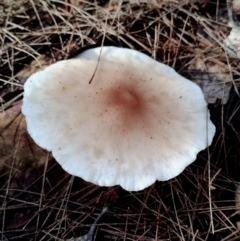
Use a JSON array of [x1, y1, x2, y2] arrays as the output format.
[[0, 103, 49, 228], [187, 57, 232, 105], [233, 0, 240, 13], [223, 0, 240, 59], [224, 26, 240, 59], [0, 102, 47, 173]]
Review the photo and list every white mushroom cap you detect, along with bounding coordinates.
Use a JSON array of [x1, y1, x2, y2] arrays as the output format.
[[22, 46, 216, 191]]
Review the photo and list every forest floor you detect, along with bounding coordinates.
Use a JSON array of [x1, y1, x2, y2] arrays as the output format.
[[1, 0, 240, 240]]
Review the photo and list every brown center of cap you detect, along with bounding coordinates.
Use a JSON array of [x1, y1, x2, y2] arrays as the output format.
[[110, 86, 139, 108], [104, 84, 148, 130]]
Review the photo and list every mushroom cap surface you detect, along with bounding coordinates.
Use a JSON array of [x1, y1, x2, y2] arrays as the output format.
[[22, 46, 216, 191]]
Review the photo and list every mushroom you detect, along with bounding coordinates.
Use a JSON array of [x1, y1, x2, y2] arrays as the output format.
[[22, 46, 216, 191]]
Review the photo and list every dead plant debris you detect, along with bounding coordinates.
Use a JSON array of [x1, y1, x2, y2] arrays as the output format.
[[1, 0, 240, 240]]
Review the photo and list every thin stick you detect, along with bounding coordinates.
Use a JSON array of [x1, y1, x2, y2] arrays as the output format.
[[66, 207, 109, 241]]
